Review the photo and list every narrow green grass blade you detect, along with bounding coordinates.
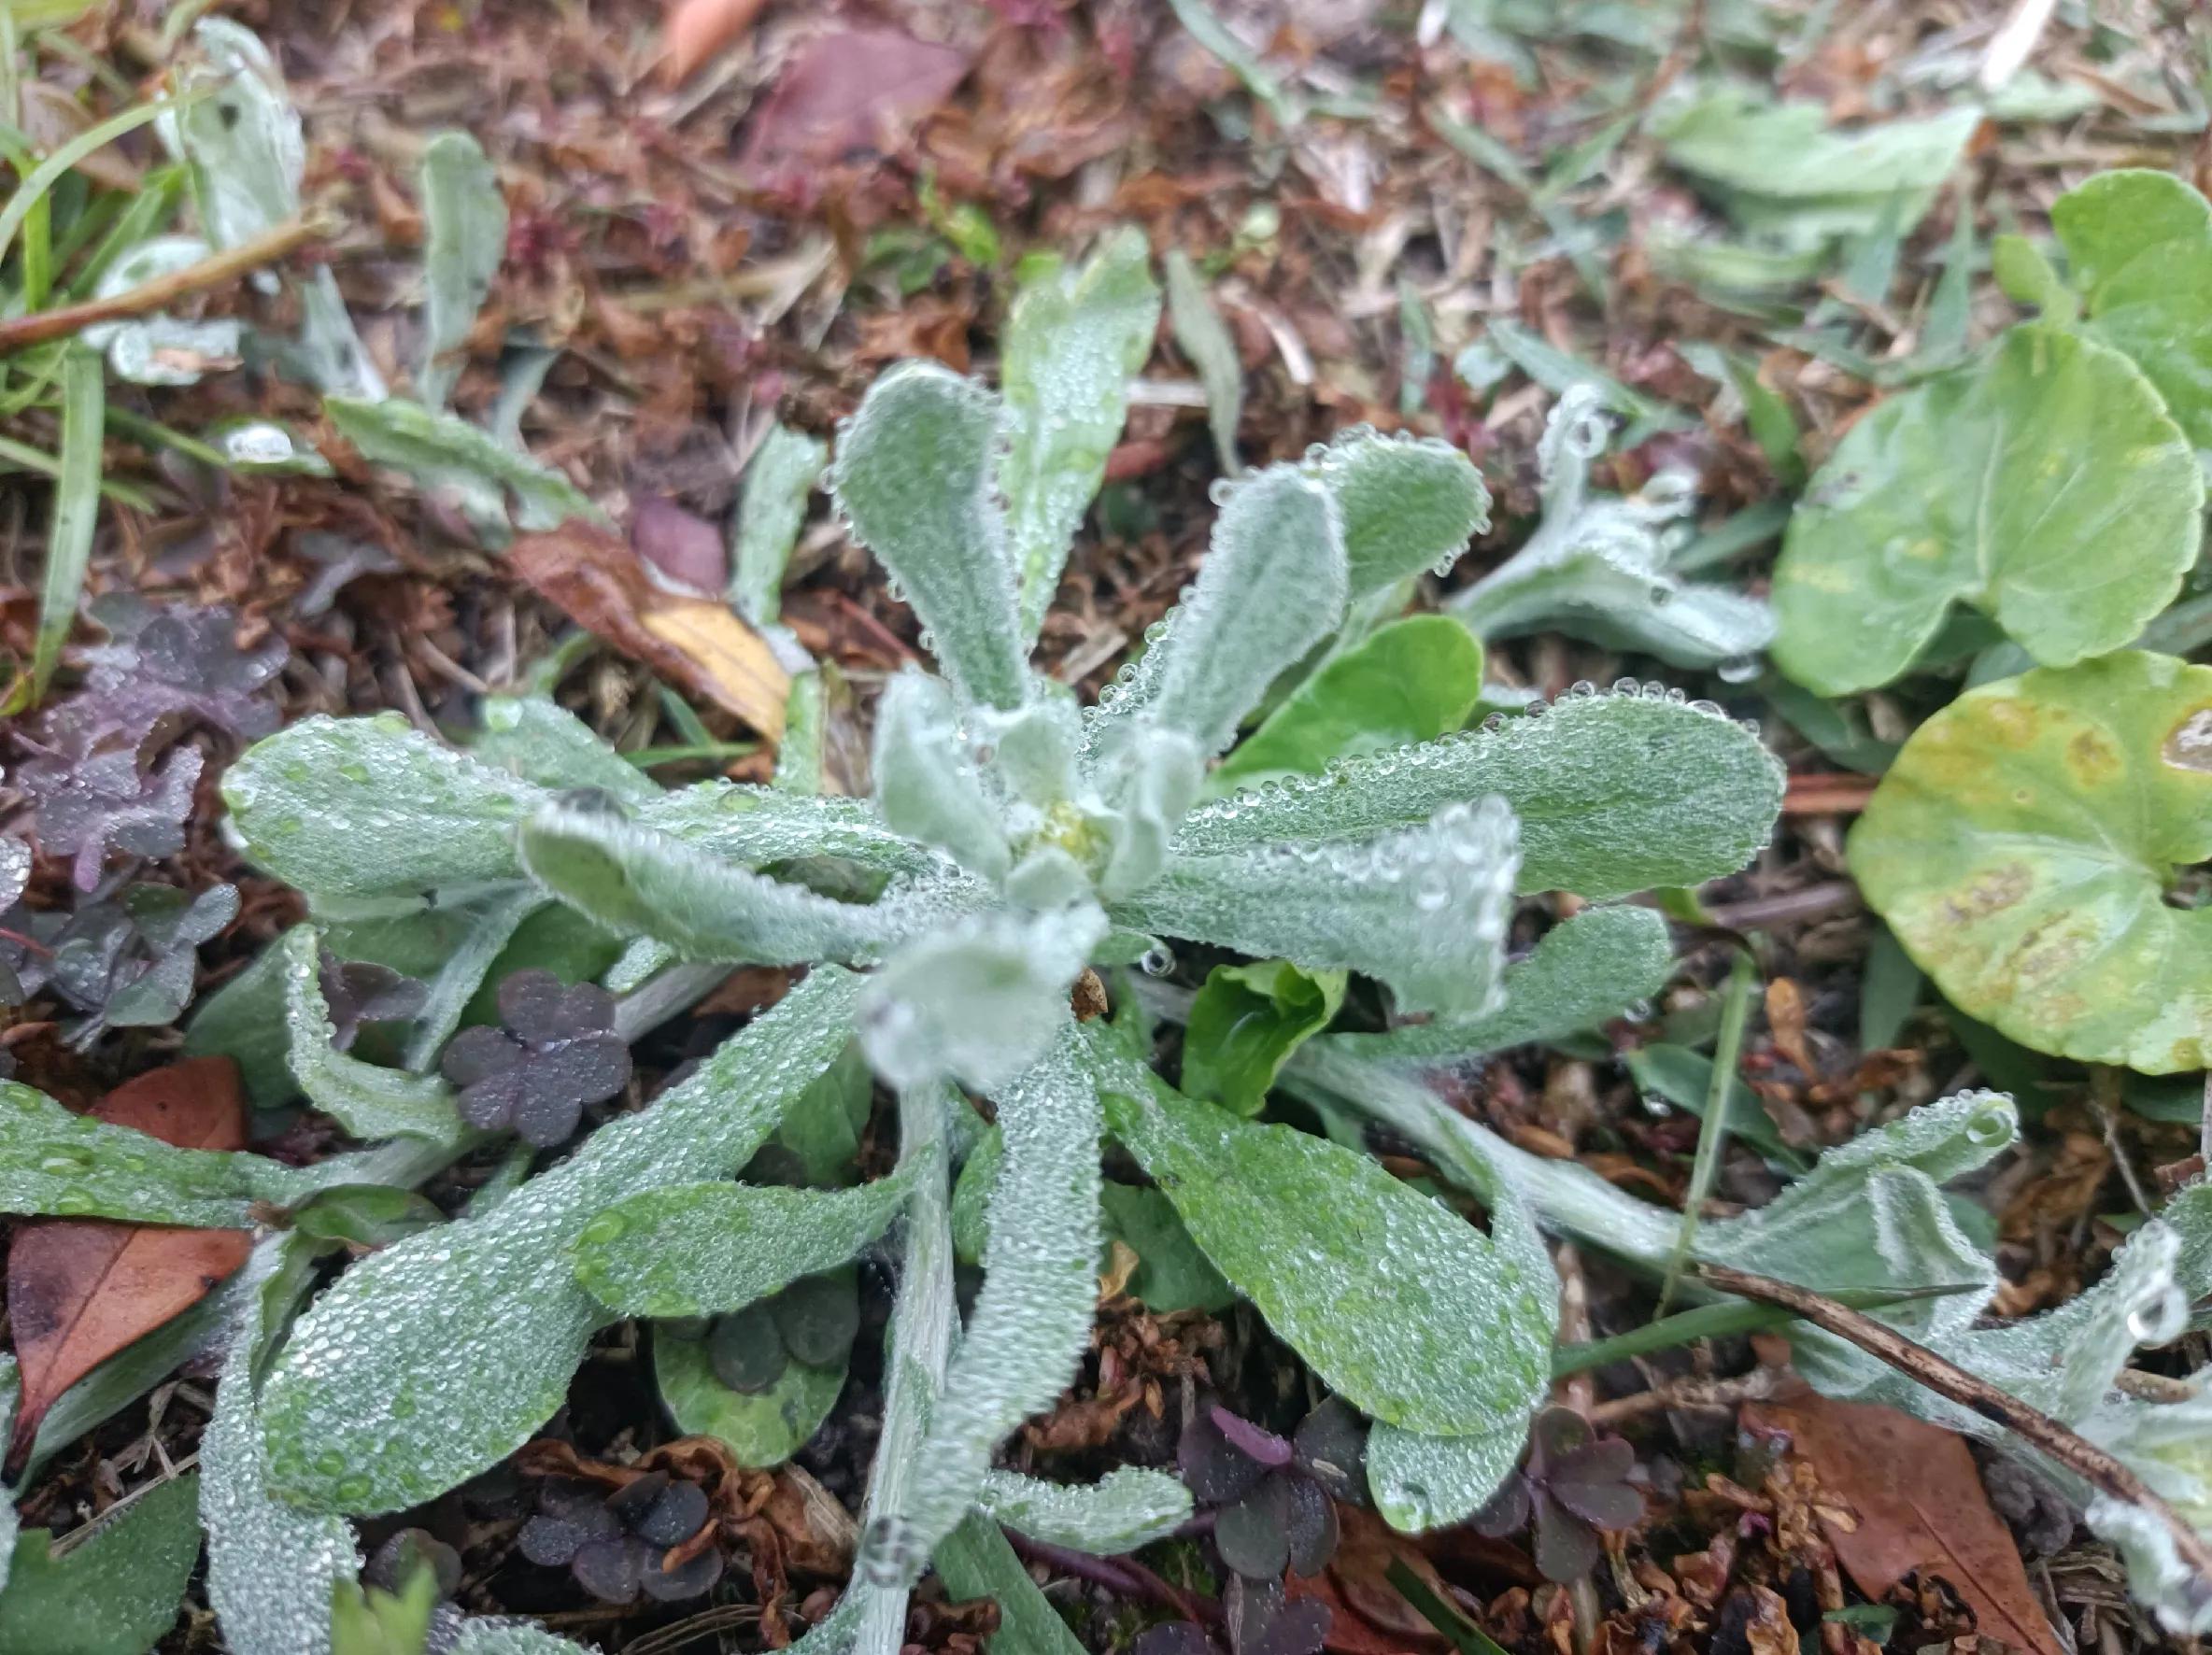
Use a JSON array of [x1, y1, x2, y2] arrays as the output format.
[[0, 94, 183, 272], [30, 345, 104, 704], [1659, 948, 1756, 1311]]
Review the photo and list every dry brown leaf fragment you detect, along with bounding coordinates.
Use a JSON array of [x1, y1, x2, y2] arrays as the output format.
[[1742, 1397, 2064, 1655], [742, 30, 974, 170]]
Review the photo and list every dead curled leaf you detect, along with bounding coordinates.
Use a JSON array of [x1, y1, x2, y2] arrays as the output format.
[[6, 1057, 253, 1464], [509, 520, 788, 741], [741, 30, 975, 170], [1742, 1397, 2063, 1655]]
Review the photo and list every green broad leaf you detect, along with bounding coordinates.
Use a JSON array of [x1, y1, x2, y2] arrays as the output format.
[[1001, 227, 1161, 640], [1182, 959, 1347, 1117], [2048, 171, 2212, 448], [291, 1185, 444, 1250], [255, 969, 861, 1515], [474, 696, 661, 804], [976, 1467, 1191, 1554], [1165, 248, 1242, 475], [1622, 1043, 1806, 1169], [1098, 1182, 1234, 1312], [574, 1172, 913, 1318], [1121, 798, 1515, 1019], [730, 423, 827, 628], [654, 1328, 844, 1468], [872, 671, 1012, 878], [1139, 466, 1347, 758], [1318, 905, 1673, 1068], [638, 782, 949, 884], [1210, 616, 1484, 795], [775, 1040, 872, 1186], [1449, 387, 1772, 671], [1362, 1420, 1526, 1538], [858, 907, 1103, 1092], [1655, 91, 1980, 244], [1770, 326, 2203, 697], [0, 1474, 201, 1655], [1096, 1051, 1552, 1437], [277, 927, 463, 1144], [932, 1513, 1089, 1655], [1991, 233, 2074, 320], [185, 943, 295, 1109], [830, 361, 1028, 711], [450, 1623, 601, 1654], [324, 396, 600, 545], [226, 714, 550, 900], [404, 885, 551, 1069], [1168, 688, 1783, 900], [886, 1036, 1103, 1577], [416, 131, 506, 411], [1849, 651, 2212, 1072], [1311, 431, 1491, 599], [518, 804, 952, 966]]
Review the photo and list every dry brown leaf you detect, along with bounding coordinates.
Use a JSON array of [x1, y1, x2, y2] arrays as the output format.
[[6, 1058, 252, 1462], [742, 30, 974, 170], [1743, 1397, 2063, 1655], [510, 520, 787, 740]]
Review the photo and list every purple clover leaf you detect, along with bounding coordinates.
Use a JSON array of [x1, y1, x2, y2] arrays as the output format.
[[1473, 1406, 1642, 1583], [45, 881, 238, 1044], [319, 953, 427, 1052], [440, 970, 631, 1146], [517, 1473, 721, 1605], [22, 743, 203, 892], [1179, 1401, 1363, 1588]]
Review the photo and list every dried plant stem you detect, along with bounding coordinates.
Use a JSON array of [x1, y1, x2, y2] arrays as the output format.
[[1698, 1262, 2212, 1596], [0, 211, 335, 354]]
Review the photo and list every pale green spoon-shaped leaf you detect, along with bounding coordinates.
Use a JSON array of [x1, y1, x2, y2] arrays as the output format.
[[1092, 1041, 1552, 1437], [1312, 430, 1491, 599], [1209, 615, 1484, 796], [1771, 325, 2203, 697], [975, 1467, 1192, 1554], [1849, 651, 2212, 1072], [2050, 169, 2212, 450], [574, 1171, 915, 1318], [417, 130, 506, 412], [655, 1329, 845, 1468], [256, 969, 860, 1515]]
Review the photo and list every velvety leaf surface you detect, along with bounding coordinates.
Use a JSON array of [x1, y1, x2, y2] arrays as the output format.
[[977, 1466, 1192, 1554], [1849, 652, 2212, 1071], [1771, 327, 2202, 696], [1312, 431, 1490, 599], [256, 969, 860, 1515], [325, 395, 600, 541], [1317, 905, 1673, 1067], [474, 695, 661, 804], [1182, 959, 1346, 1117], [1168, 687, 1782, 899], [574, 1172, 914, 1318], [0, 1079, 299, 1228], [1096, 1054, 1551, 1437], [416, 130, 505, 411], [655, 1328, 844, 1468], [1210, 616, 1484, 796], [0, 1472, 202, 1655], [2050, 169, 2212, 448], [7, 1059, 251, 1459], [278, 927, 464, 1144]]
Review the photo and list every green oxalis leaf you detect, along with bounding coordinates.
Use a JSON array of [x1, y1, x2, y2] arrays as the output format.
[[1093, 1042, 1552, 1438], [1771, 325, 2204, 697], [2049, 169, 2212, 451], [256, 968, 860, 1515], [655, 1329, 845, 1469], [1181, 958, 1346, 1117], [0, 1473, 202, 1655], [1850, 650, 2212, 1073], [1208, 615, 1484, 796], [573, 1169, 915, 1318]]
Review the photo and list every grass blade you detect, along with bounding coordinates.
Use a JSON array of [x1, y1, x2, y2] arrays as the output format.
[[29, 345, 105, 706], [1659, 948, 1757, 1310]]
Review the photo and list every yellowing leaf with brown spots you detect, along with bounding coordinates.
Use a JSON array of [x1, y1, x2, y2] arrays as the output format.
[[1849, 650, 2212, 1072]]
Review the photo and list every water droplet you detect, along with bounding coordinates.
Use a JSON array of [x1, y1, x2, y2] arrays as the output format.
[[1716, 655, 1761, 685], [1139, 945, 1175, 977]]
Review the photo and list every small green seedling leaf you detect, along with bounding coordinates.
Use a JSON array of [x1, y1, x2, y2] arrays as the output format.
[[2049, 169, 2212, 448], [830, 362, 1028, 711], [655, 1327, 845, 1468], [1098, 1182, 1234, 1312], [1001, 227, 1161, 639], [325, 397, 600, 545], [226, 714, 549, 901], [1771, 326, 2203, 696], [1850, 651, 2212, 1072], [0, 1474, 202, 1655], [1318, 904, 1673, 1068], [1169, 687, 1783, 900], [417, 131, 505, 411], [278, 927, 464, 1145], [1165, 249, 1242, 475], [331, 1567, 438, 1655], [1119, 797, 1516, 1019], [1140, 466, 1347, 758], [256, 969, 860, 1515], [730, 423, 827, 629], [1096, 1048, 1552, 1437], [1310, 429, 1490, 600], [871, 671, 1012, 879], [574, 1171, 915, 1318], [1210, 616, 1484, 795], [976, 1467, 1192, 1554], [1183, 958, 1347, 1116]]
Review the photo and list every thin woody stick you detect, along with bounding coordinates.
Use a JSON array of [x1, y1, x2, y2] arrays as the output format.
[[0, 212, 334, 355], [1698, 1261, 2212, 1594]]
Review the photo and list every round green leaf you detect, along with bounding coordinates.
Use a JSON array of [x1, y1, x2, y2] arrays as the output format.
[[655, 1329, 844, 1467], [1849, 650, 2212, 1073], [2052, 170, 2212, 451], [1772, 326, 2203, 697]]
